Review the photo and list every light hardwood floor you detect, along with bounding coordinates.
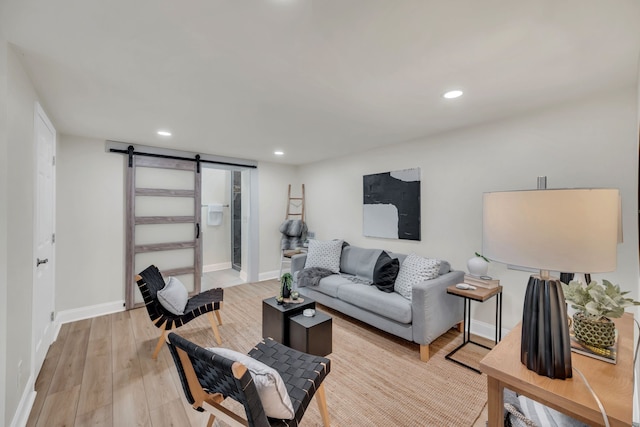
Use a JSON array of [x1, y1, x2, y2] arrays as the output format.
[[26, 307, 215, 427], [27, 280, 491, 427]]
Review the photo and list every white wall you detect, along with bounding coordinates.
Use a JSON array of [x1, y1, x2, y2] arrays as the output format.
[[301, 88, 639, 331], [201, 168, 231, 269], [4, 44, 40, 427], [257, 161, 300, 278], [54, 143, 298, 308], [0, 37, 9, 427], [56, 135, 125, 311]]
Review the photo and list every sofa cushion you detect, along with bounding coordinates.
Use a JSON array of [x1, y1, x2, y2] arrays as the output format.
[[339, 246, 383, 282], [394, 254, 441, 300], [304, 239, 343, 273], [313, 274, 352, 298], [337, 283, 412, 324], [373, 252, 400, 293]]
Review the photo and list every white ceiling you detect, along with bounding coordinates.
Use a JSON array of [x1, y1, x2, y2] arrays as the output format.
[[2, 0, 639, 165]]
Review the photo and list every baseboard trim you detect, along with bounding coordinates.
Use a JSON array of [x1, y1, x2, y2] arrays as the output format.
[[55, 300, 125, 326], [259, 270, 279, 282], [10, 374, 36, 427], [203, 262, 232, 273], [239, 270, 248, 282]]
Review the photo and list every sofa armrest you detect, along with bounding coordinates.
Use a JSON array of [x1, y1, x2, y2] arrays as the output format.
[[411, 270, 464, 345], [291, 253, 307, 283]]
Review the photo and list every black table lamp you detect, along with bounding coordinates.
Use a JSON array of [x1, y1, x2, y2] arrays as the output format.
[[482, 188, 620, 379]]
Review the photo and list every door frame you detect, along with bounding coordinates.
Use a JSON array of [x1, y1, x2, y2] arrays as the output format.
[[31, 101, 56, 377]]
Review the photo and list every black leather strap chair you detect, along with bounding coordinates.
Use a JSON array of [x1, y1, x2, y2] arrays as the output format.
[[167, 333, 331, 427], [136, 264, 223, 359]]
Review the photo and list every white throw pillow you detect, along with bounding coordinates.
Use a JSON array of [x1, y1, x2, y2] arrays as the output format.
[[304, 239, 343, 273], [394, 253, 441, 300], [157, 276, 188, 315], [206, 347, 295, 420]]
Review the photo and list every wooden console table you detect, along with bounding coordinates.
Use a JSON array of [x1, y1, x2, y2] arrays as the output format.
[[480, 313, 634, 427]]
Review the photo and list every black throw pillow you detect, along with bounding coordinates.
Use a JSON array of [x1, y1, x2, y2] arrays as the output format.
[[373, 252, 400, 293]]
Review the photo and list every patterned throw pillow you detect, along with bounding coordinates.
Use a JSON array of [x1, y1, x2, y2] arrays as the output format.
[[304, 239, 343, 273], [394, 253, 441, 300]]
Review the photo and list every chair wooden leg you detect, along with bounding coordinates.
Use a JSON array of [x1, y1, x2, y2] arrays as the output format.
[[207, 312, 222, 345], [205, 414, 215, 427], [152, 326, 167, 359], [214, 309, 222, 325], [419, 344, 430, 362], [315, 383, 330, 427]]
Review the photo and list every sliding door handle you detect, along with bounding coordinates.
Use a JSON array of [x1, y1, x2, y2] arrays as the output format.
[[196, 223, 200, 239], [37, 258, 49, 267]]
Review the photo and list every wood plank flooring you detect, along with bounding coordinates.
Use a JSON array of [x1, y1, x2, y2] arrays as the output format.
[[27, 279, 490, 427], [26, 302, 219, 427]]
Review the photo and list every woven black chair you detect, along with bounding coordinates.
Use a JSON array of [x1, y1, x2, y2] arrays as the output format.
[[136, 264, 224, 359], [167, 333, 331, 427]]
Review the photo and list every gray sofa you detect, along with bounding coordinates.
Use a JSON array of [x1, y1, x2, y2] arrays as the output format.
[[291, 245, 464, 361]]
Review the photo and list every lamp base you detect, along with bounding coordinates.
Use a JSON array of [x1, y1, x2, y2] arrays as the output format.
[[521, 275, 572, 379]]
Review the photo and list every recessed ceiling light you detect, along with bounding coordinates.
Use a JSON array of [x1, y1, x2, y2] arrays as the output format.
[[157, 130, 172, 136], [443, 90, 463, 99], [274, 151, 284, 156]]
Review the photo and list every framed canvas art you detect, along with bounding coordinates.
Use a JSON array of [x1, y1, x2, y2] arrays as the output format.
[[363, 168, 420, 241]]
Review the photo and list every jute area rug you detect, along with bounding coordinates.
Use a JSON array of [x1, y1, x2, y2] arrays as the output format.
[[169, 280, 488, 426]]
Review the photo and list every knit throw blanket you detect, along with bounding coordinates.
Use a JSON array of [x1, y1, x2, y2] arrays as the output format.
[[297, 267, 334, 287]]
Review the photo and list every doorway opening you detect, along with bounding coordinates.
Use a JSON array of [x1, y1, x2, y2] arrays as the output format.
[[201, 166, 250, 289]]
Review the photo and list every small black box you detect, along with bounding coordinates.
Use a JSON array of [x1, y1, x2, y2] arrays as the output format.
[[288, 311, 332, 357]]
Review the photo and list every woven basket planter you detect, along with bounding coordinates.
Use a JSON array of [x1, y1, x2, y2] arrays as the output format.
[[572, 312, 615, 348]]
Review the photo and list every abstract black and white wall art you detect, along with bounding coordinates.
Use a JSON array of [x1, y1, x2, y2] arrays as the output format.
[[363, 168, 420, 241]]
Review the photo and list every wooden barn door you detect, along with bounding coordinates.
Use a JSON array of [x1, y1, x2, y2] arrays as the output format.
[[125, 155, 201, 309]]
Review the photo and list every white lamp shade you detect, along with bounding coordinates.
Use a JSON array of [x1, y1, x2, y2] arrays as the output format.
[[482, 189, 619, 273]]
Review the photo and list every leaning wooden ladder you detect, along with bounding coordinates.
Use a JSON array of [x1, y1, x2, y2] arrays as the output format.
[[280, 184, 305, 276], [286, 184, 305, 222]]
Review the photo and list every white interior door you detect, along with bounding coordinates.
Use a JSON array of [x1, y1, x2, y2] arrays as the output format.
[[32, 102, 56, 375]]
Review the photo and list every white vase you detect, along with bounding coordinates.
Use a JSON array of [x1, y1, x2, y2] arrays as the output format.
[[467, 257, 489, 277]]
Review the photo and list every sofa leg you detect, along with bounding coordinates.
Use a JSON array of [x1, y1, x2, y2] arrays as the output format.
[[457, 321, 464, 333], [419, 344, 430, 362]]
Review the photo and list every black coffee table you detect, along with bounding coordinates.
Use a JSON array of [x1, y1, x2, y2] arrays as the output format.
[[262, 296, 315, 345], [289, 311, 332, 356]]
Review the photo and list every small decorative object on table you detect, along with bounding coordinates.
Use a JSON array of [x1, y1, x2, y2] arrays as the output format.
[[467, 252, 490, 277], [562, 279, 640, 349], [291, 290, 299, 300], [280, 272, 293, 299]]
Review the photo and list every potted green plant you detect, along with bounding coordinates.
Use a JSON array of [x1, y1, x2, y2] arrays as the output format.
[[562, 280, 640, 348], [280, 272, 293, 299]]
